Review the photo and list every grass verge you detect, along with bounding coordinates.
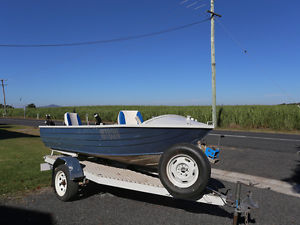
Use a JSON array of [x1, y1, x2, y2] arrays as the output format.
[[0, 125, 51, 197]]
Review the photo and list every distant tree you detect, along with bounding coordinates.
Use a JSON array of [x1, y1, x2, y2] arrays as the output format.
[[0, 104, 14, 109], [26, 103, 36, 109]]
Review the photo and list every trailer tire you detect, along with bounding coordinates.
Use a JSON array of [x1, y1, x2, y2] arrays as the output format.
[[159, 143, 211, 200], [53, 164, 78, 201]]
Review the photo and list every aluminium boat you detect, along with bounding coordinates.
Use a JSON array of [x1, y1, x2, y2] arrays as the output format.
[[39, 111, 213, 165]]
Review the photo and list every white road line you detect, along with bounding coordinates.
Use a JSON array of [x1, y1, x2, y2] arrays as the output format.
[[209, 133, 300, 142], [211, 168, 300, 198]]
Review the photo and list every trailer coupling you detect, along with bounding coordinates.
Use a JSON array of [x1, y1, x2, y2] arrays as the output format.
[[226, 181, 259, 225]]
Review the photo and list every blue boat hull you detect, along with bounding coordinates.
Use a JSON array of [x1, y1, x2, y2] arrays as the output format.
[[40, 126, 211, 156]]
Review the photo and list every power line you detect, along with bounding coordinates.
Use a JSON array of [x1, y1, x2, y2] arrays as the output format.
[[186, 1, 199, 8], [194, 4, 206, 10], [215, 18, 247, 53], [179, 0, 207, 11], [215, 19, 298, 104], [0, 18, 210, 48], [180, 0, 190, 4]]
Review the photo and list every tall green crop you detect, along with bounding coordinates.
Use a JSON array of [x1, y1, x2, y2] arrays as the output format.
[[1, 105, 299, 131]]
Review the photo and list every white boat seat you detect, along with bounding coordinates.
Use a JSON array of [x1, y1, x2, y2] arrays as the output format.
[[117, 110, 144, 125], [64, 112, 82, 126]]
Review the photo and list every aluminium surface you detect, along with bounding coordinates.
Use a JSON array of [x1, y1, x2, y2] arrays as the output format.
[[44, 155, 226, 206]]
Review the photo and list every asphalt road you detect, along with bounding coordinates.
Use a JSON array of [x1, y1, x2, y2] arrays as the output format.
[[1, 118, 300, 225]]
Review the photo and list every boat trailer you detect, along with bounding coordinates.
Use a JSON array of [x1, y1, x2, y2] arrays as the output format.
[[41, 151, 258, 225]]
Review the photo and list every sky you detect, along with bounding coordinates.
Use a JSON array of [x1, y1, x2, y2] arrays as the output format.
[[0, 0, 299, 107]]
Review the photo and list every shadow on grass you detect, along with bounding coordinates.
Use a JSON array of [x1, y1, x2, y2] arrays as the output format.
[[0, 129, 39, 140], [76, 178, 232, 220], [0, 206, 54, 225], [217, 106, 223, 127]]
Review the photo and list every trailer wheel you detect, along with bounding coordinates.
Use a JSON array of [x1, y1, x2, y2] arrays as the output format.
[[53, 164, 78, 201], [159, 143, 211, 200]]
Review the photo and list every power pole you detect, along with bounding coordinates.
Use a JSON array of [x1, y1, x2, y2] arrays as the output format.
[[1, 79, 7, 116], [207, 0, 221, 127]]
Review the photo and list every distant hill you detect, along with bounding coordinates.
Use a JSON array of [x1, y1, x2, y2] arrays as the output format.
[[39, 104, 61, 108]]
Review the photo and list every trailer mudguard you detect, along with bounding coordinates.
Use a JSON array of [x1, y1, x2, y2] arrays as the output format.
[[52, 156, 84, 181]]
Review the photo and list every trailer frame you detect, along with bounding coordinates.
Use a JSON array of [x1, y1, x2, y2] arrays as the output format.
[[41, 149, 257, 225]]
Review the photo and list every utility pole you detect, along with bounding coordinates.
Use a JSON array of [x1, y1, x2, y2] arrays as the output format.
[[207, 0, 221, 127], [1, 79, 7, 116]]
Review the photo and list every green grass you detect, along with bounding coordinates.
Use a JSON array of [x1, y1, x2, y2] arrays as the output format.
[[0, 125, 51, 196], [2, 105, 300, 131]]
